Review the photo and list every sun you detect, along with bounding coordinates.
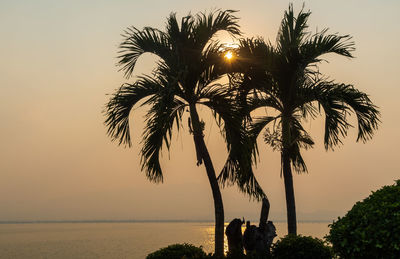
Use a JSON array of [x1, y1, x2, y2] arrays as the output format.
[[224, 51, 233, 60]]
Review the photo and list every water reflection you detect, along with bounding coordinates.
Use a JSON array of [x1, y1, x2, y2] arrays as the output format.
[[0, 222, 329, 258]]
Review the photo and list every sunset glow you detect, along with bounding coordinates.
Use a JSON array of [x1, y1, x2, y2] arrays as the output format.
[[0, 1, 399, 257], [224, 51, 233, 60]]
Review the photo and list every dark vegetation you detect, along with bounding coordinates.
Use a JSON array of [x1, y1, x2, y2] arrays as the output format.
[[327, 180, 400, 258], [146, 235, 332, 259], [271, 235, 332, 259], [146, 243, 206, 259]]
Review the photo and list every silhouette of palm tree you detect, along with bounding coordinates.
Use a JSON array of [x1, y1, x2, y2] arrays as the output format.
[[104, 10, 258, 256], [221, 4, 380, 235]]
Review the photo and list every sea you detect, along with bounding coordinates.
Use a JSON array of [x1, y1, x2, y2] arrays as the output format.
[[0, 221, 330, 258]]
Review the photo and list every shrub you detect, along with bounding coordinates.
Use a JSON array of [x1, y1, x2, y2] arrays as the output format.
[[326, 180, 400, 258], [146, 243, 207, 259], [271, 234, 332, 259]]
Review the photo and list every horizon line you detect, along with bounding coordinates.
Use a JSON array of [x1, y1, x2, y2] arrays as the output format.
[[0, 219, 332, 224]]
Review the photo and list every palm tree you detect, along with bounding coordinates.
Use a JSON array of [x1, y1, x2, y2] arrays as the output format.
[[222, 5, 380, 235], [103, 10, 258, 257]]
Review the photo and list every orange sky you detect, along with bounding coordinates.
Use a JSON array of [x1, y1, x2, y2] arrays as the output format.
[[1, 0, 399, 223]]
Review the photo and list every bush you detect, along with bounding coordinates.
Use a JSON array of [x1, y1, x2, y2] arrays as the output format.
[[271, 235, 332, 259], [326, 180, 400, 258], [146, 243, 207, 259]]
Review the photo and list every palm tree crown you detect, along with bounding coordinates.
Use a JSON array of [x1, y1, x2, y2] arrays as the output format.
[[105, 10, 240, 179]]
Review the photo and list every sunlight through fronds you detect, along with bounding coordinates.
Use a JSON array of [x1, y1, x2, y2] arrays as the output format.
[[224, 51, 233, 60]]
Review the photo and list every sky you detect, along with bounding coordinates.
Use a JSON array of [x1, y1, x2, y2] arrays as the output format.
[[1, 0, 399, 224]]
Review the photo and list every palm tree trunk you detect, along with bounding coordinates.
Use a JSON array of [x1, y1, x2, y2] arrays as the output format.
[[281, 116, 297, 235], [189, 104, 225, 257]]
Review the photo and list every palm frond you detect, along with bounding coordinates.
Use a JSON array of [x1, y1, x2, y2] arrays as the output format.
[[140, 92, 186, 183], [300, 29, 355, 65], [298, 81, 380, 149], [220, 157, 266, 201], [226, 38, 277, 83], [287, 143, 308, 174], [180, 14, 195, 41], [197, 41, 225, 89], [198, 85, 264, 199], [250, 115, 278, 141], [199, 84, 242, 143], [193, 9, 241, 49], [325, 84, 380, 143], [277, 4, 311, 53], [104, 76, 162, 146], [247, 93, 283, 112], [288, 118, 314, 173], [118, 26, 170, 78]]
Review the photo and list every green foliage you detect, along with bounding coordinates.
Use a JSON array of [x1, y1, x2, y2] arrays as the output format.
[[271, 235, 333, 259], [146, 243, 207, 259], [326, 180, 400, 258]]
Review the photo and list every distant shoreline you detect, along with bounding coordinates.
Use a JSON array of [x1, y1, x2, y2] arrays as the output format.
[[0, 219, 331, 224]]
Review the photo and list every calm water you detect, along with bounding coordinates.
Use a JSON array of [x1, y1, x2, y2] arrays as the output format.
[[0, 222, 329, 258]]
